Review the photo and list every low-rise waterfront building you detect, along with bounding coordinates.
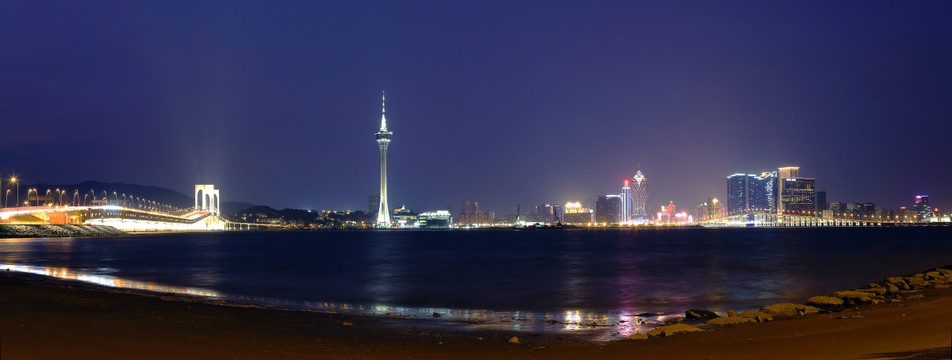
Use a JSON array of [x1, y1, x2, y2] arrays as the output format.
[[563, 201, 593, 224]]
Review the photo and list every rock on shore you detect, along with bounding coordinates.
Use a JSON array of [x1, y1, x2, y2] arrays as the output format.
[[806, 295, 845, 308], [0, 224, 123, 238], [737, 310, 773, 322], [706, 316, 755, 325], [685, 309, 719, 320], [639, 266, 952, 338], [760, 303, 820, 317], [647, 324, 704, 338], [811, 267, 952, 307]]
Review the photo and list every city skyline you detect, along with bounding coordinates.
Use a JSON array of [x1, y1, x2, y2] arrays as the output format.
[[2, 1, 950, 213]]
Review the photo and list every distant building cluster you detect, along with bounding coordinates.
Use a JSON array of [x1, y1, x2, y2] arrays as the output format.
[[723, 166, 822, 217], [593, 169, 653, 225], [577, 164, 947, 227], [457, 200, 494, 226], [521, 203, 562, 224], [588, 169, 693, 226], [693, 198, 725, 221], [823, 196, 934, 223], [720, 166, 943, 223]]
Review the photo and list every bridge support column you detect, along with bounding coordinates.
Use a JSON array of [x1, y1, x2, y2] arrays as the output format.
[[194, 185, 220, 216]]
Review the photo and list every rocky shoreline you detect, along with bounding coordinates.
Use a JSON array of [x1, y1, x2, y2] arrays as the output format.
[[0, 224, 123, 238], [617, 265, 952, 340]]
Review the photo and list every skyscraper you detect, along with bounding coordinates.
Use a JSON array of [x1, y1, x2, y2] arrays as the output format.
[[368, 193, 380, 214], [777, 166, 816, 216], [814, 190, 827, 216], [375, 92, 392, 228], [760, 171, 778, 213], [780, 178, 816, 215], [620, 180, 631, 223], [726, 173, 749, 215], [778, 166, 799, 179], [777, 166, 798, 214], [726, 171, 778, 215], [595, 195, 621, 224], [631, 170, 649, 220], [913, 195, 931, 219]]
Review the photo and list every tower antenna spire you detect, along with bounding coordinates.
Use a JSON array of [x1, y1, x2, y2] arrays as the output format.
[[379, 91, 388, 131]]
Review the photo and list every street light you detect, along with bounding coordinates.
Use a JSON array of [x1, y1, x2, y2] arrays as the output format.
[[4, 189, 9, 208], [10, 177, 18, 208]]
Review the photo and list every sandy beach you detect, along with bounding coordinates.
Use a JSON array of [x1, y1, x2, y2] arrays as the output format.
[[1, 270, 950, 360]]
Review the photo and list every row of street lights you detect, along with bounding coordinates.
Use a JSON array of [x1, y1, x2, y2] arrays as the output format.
[[1, 175, 182, 214]]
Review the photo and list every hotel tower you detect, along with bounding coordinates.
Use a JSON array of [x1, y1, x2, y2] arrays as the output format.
[[375, 92, 392, 228]]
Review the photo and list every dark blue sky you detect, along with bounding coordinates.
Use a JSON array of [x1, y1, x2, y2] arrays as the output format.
[[2, 1, 950, 214]]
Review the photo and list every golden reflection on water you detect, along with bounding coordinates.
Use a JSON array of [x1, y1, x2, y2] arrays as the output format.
[[0, 263, 220, 298], [1, 262, 668, 340]]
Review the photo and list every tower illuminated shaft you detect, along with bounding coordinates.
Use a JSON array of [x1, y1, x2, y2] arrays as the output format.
[[375, 92, 392, 228]]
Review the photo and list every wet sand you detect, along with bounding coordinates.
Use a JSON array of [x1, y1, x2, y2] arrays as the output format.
[[1, 271, 950, 359]]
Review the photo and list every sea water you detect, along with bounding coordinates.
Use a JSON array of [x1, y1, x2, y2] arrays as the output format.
[[2, 227, 950, 339]]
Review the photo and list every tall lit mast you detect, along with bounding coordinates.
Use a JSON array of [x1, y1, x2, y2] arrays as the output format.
[[375, 92, 392, 228]]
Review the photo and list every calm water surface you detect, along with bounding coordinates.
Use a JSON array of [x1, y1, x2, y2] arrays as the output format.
[[2, 227, 950, 339]]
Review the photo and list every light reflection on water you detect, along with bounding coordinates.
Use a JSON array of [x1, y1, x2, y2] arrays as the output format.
[[0, 262, 669, 340], [1, 263, 221, 298], [243, 294, 674, 338]]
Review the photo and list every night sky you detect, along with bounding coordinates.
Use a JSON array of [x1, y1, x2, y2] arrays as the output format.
[[2, 1, 950, 214]]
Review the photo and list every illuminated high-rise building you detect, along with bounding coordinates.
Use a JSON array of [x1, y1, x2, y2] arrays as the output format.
[[777, 166, 816, 215], [913, 195, 931, 219], [631, 170, 649, 220], [375, 92, 393, 228], [777, 166, 798, 214], [760, 171, 778, 213], [780, 177, 815, 215], [620, 180, 632, 223], [726, 171, 778, 215], [778, 166, 799, 179], [563, 201, 593, 224], [726, 173, 749, 215]]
